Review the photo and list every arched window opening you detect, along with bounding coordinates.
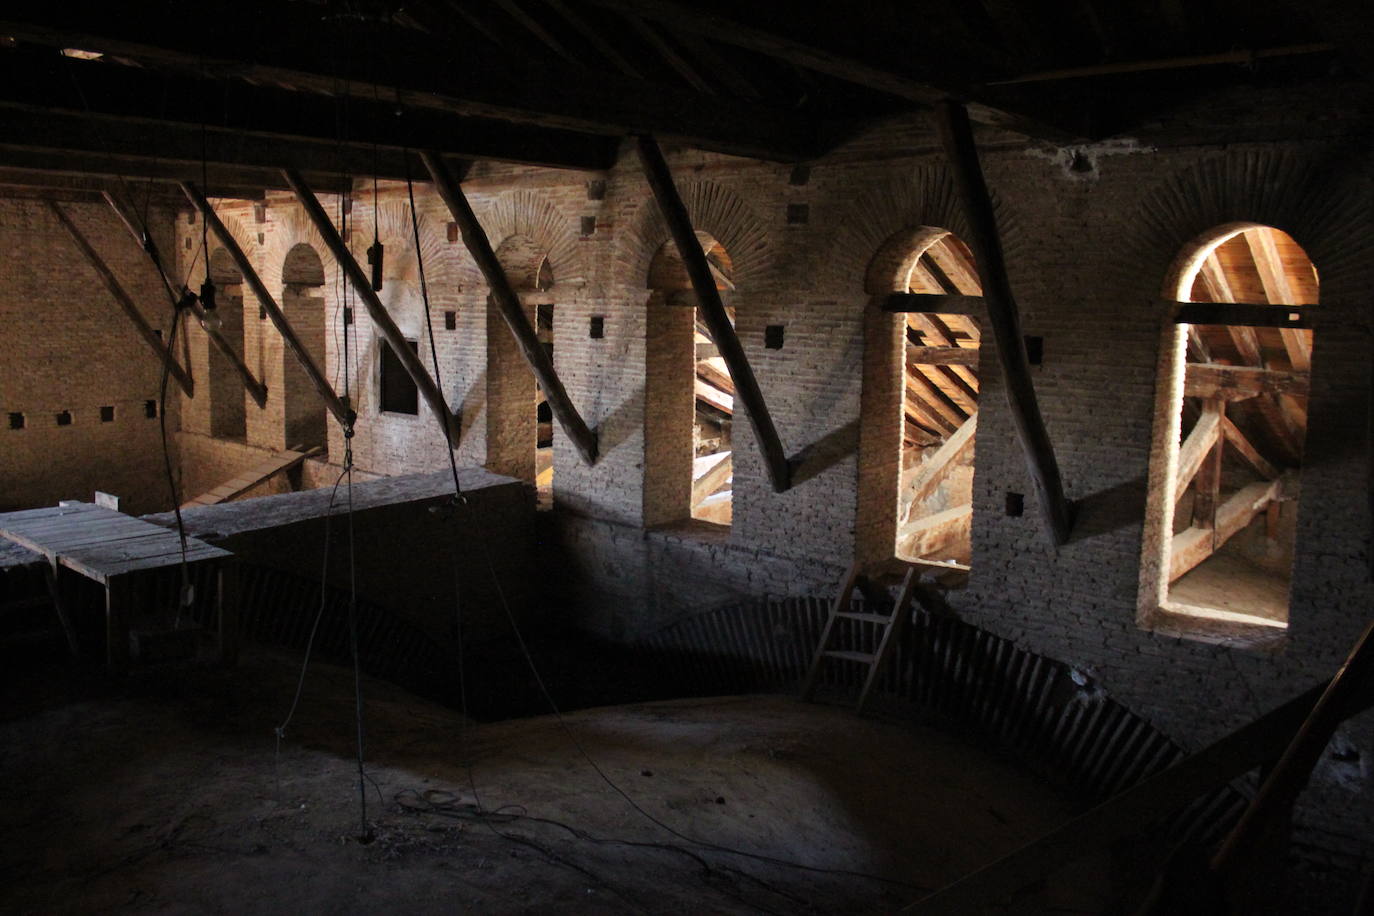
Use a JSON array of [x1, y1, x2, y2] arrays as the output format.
[[489, 237, 555, 505], [1143, 224, 1316, 631], [207, 248, 247, 440], [281, 243, 328, 451], [645, 233, 735, 528], [862, 228, 981, 569]]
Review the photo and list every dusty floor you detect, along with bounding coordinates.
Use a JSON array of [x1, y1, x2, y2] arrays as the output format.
[[1169, 551, 1291, 625], [0, 648, 1110, 914]]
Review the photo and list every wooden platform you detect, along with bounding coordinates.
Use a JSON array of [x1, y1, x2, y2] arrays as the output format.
[[0, 502, 236, 669]]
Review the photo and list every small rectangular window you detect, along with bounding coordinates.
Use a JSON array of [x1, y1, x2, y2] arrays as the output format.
[[380, 339, 420, 415], [786, 203, 809, 225], [145, 400, 158, 419], [589, 316, 605, 339], [444, 311, 457, 331], [8, 412, 24, 430], [56, 410, 72, 427], [581, 216, 597, 237], [100, 405, 115, 422], [765, 325, 785, 349]]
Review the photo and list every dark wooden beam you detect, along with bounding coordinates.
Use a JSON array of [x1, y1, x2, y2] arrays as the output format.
[[1171, 476, 1291, 582], [585, 0, 1086, 141], [1184, 364, 1311, 401], [883, 292, 984, 314], [0, 6, 824, 162], [419, 151, 598, 466], [1173, 302, 1312, 329], [283, 168, 459, 445], [1221, 415, 1280, 480], [935, 100, 1073, 545], [0, 49, 618, 173], [44, 199, 194, 396], [104, 191, 268, 409], [636, 135, 791, 492], [906, 346, 980, 367], [181, 181, 350, 429], [0, 141, 311, 196]]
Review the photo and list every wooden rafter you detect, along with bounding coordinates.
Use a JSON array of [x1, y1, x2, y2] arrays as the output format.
[[637, 135, 790, 492], [1244, 229, 1312, 372], [181, 182, 349, 427], [284, 168, 461, 447], [1183, 363, 1310, 401], [691, 451, 733, 507], [1192, 402, 1225, 530], [421, 152, 595, 463], [1221, 415, 1280, 480], [903, 413, 977, 521], [1176, 400, 1223, 496], [1170, 475, 1293, 582], [45, 200, 194, 397], [936, 100, 1073, 544]]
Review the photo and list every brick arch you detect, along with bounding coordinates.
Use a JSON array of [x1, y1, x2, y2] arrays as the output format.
[[618, 180, 772, 290], [358, 199, 470, 293], [202, 208, 257, 284], [1122, 148, 1374, 303], [827, 166, 1024, 292], [259, 206, 337, 294], [478, 189, 582, 287]]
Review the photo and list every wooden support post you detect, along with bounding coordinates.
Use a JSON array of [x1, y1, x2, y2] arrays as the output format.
[[419, 151, 597, 464], [636, 135, 790, 491], [105, 191, 269, 408], [934, 101, 1073, 544], [284, 168, 460, 446], [1192, 405, 1225, 530], [181, 181, 352, 429], [46, 200, 195, 397]]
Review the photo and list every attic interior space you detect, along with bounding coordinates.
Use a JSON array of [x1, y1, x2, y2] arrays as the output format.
[[2, 1, 1374, 913]]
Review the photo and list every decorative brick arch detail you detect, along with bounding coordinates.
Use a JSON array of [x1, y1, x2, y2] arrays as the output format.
[[259, 206, 337, 294], [619, 180, 772, 289], [1122, 149, 1374, 303], [477, 189, 583, 288], [358, 199, 470, 292], [205, 209, 257, 284], [827, 166, 1026, 293]]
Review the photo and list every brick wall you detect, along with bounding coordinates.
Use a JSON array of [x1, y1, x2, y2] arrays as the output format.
[[0, 196, 179, 514]]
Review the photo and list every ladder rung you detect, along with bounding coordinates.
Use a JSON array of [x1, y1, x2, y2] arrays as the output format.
[[836, 611, 893, 624], [823, 650, 876, 664]]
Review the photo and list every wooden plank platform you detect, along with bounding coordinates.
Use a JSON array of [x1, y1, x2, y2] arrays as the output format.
[[0, 502, 229, 584]]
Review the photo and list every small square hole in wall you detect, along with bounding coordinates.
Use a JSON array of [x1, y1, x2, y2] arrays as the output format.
[[765, 324, 785, 349], [1005, 492, 1025, 517], [187, 212, 196, 225], [446, 222, 458, 243], [55, 410, 72, 427], [1024, 335, 1044, 366], [589, 316, 605, 339], [254, 203, 267, 223], [184, 237, 192, 250], [586, 179, 606, 201], [257, 232, 265, 245], [444, 310, 457, 331], [100, 405, 115, 422], [580, 216, 596, 237], [8, 412, 24, 430], [343, 306, 354, 326], [259, 305, 267, 320], [145, 400, 158, 419], [154, 328, 163, 340], [786, 203, 809, 225], [789, 164, 811, 186]]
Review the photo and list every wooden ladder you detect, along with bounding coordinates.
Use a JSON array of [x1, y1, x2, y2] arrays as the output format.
[[800, 560, 920, 714]]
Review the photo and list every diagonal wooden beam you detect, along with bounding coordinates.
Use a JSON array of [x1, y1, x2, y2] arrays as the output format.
[[1245, 228, 1312, 372], [691, 451, 733, 508], [1171, 475, 1291, 582], [283, 171, 463, 446], [903, 413, 977, 522], [104, 191, 268, 409], [181, 181, 350, 429], [420, 151, 596, 464], [45, 199, 194, 397], [1176, 400, 1223, 496], [935, 100, 1073, 544], [1221, 415, 1280, 480], [636, 134, 790, 491]]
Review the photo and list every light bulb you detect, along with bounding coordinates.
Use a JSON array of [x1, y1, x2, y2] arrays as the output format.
[[200, 311, 223, 332]]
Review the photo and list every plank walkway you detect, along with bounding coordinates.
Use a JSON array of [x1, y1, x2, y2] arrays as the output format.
[[181, 446, 321, 509]]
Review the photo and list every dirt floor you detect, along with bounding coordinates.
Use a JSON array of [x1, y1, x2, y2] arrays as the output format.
[[0, 647, 1112, 914]]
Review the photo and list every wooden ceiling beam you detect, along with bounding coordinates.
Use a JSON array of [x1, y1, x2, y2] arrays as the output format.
[[0, 6, 824, 161], [1245, 229, 1313, 372]]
